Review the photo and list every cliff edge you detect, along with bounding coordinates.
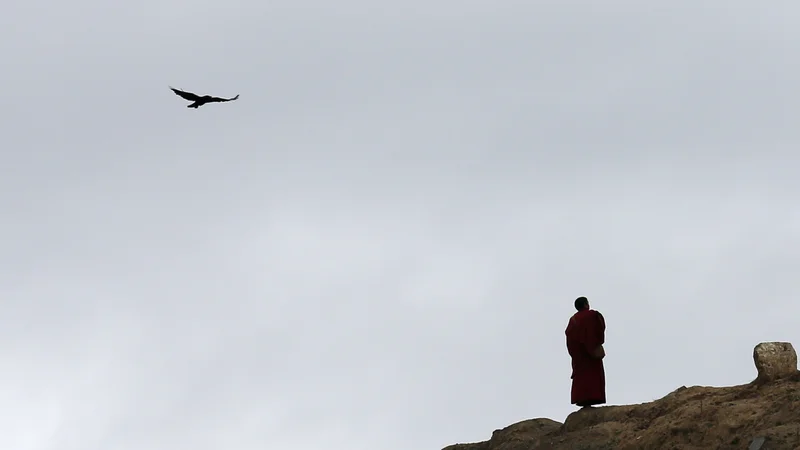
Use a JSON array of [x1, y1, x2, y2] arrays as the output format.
[[442, 342, 800, 450]]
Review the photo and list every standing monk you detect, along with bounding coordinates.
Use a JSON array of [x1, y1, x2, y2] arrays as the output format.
[[565, 296, 606, 408]]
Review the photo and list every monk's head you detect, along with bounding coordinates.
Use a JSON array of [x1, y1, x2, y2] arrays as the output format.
[[574, 296, 589, 311]]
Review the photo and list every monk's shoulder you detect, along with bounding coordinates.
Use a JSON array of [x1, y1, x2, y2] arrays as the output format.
[[592, 310, 606, 326], [566, 313, 581, 329]]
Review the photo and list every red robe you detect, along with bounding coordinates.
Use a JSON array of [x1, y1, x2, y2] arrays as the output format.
[[565, 308, 606, 406]]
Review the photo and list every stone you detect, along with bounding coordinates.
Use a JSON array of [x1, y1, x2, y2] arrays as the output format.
[[748, 436, 765, 450], [753, 342, 798, 382], [488, 418, 562, 449], [441, 419, 562, 450]]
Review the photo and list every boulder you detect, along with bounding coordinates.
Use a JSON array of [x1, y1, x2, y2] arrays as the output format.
[[442, 419, 562, 450], [486, 419, 562, 450], [752, 342, 797, 382]]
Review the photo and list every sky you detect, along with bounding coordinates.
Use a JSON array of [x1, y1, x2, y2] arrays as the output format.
[[1, 0, 799, 449]]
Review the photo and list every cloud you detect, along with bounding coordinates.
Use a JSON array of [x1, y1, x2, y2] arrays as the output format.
[[2, 0, 799, 449]]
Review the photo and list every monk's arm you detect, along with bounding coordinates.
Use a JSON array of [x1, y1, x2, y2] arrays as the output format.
[[582, 313, 605, 358]]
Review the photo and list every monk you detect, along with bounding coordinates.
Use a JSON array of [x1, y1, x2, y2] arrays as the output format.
[[565, 296, 606, 408]]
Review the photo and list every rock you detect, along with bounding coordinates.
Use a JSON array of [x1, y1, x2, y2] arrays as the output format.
[[748, 436, 766, 450], [442, 444, 486, 450], [487, 419, 562, 450], [442, 419, 562, 450], [562, 407, 611, 433], [753, 342, 798, 383]]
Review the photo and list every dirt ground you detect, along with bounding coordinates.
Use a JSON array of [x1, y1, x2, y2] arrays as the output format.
[[442, 371, 800, 450]]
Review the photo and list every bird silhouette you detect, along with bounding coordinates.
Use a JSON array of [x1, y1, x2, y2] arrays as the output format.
[[169, 86, 240, 108]]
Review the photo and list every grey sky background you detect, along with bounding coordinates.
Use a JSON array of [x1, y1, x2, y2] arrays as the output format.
[[2, 1, 799, 449]]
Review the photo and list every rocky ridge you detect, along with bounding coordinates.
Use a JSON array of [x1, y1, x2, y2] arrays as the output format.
[[443, 342, 800, 450]]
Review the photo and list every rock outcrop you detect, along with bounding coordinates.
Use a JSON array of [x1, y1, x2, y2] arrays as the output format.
[[442, 342, 800, 450], [753, 342, 797, 383]]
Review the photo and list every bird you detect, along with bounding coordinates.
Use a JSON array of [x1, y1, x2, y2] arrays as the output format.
[[169, 86, 240, 108]]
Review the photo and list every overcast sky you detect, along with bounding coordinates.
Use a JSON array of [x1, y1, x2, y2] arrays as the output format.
[[2, 1, 799, 449]]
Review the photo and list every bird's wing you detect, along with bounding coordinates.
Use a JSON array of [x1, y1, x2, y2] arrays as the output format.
[[208, 94, 240, 102], [169, 86, 201, 101]]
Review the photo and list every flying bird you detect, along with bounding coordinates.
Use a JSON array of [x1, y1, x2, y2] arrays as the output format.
[[169, 86, 240, 108]]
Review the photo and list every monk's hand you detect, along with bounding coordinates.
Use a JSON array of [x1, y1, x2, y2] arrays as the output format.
[[592, 345, 605, 359]]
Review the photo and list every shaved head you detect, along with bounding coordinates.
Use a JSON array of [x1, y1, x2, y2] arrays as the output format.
[[574, 296, 589, 311]]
